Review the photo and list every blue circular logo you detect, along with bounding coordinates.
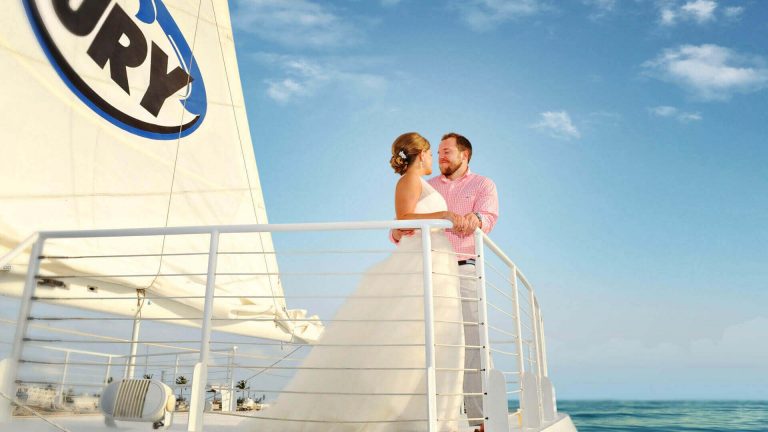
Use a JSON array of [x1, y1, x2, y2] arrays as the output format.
[[24, 0, 207, 140]]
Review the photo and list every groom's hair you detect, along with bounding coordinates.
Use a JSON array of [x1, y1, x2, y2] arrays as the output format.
[[441, 132, 472, 162]]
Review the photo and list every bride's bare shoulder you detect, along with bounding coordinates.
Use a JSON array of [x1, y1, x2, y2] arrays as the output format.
[[395, 175, 421, 198], [395, 174, 422, 193]]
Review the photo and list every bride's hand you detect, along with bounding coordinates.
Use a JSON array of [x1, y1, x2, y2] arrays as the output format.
[[444, 211, 466, 232]]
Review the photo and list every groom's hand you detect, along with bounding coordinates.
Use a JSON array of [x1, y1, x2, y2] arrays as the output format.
[[449, 212, 467, 234], [451, 213, 479, 236], [462, 212, 482, 234]]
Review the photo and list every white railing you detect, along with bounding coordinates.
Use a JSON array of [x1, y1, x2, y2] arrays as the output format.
[[0, 221, 557, 431], [478, 232, 558, 429]]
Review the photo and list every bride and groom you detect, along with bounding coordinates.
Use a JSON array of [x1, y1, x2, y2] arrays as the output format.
[[254, 132, 499, 431]]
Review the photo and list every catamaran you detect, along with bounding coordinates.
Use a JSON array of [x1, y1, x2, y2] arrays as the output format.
[[0, 1, 576, 431]]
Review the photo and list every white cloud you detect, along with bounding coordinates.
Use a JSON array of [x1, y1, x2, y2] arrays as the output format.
[[649, 105, 679, 117], [255, 54, 388, 104], [680, 0, 717, 23], [233, 0, 362, 48], [583, 0, 617, 19], [723, 6, 744, 19], [266, 79, 307, 103], [643, 44, 768, 100], [677, 111, 702, 122], [649, 105, 702, 123], [658, 0, 725, 26], [660, 7, 678, 25], [532, 111, 581, 140], [452, 0, 546, 31]]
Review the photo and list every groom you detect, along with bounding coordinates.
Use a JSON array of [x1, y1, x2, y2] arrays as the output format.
[[394, 132, 499, 430]]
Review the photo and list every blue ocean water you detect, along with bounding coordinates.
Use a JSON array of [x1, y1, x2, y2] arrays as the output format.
[[554, 400, 768, 432]]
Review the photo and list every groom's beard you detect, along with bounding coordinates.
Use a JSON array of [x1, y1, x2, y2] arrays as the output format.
[[440, 160, 462, 177]]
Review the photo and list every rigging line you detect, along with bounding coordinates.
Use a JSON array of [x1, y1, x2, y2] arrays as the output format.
[[0, 391, 73, 432], [144, 0, 205, 295], [242, 345, 304, 383], [210, 0, 283, 331]]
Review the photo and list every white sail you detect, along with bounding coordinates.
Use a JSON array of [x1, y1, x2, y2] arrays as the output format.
[[0, 0, 321, 342]]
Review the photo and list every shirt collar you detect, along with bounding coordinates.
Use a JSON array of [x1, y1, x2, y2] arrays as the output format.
[[439, 166, 472, 183]]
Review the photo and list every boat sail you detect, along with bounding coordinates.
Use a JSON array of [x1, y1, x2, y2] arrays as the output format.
[[0, 0, 321, 343]]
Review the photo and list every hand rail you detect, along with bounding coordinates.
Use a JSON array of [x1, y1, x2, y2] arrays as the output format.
[[33, 220, 453, 240], [476, 229, 553, 429], [0, 221, 558, 431]]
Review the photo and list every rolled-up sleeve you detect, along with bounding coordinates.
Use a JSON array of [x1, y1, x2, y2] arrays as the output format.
[[475, 178, 499, 234]]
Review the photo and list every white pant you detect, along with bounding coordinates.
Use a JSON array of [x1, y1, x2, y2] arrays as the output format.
[[459, 263, 483, 426]]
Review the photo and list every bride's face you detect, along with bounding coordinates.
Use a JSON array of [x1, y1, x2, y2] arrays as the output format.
[[421, 149, 433, 175]]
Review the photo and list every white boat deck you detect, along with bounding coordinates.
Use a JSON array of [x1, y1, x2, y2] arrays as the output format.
[[11, 412, 238, 432], [9, 411, 576, 432]]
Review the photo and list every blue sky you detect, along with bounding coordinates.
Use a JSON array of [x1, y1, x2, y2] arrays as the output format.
[[228, 0, 768, 399]]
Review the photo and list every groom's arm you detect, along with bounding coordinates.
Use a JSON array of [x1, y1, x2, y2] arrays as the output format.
[[472, 177, 499, 234]]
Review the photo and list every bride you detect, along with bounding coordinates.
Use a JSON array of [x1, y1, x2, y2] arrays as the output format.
[[252, 132, 466, 431]]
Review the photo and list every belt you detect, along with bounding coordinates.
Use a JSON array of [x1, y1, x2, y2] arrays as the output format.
[[457, 259, 476, 266]]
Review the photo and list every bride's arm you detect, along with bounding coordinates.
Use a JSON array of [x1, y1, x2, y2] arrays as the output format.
[[395, 175, 455, 222]]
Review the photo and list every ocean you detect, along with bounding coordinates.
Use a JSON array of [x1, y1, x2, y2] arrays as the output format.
[[554, 400, 768, 432]]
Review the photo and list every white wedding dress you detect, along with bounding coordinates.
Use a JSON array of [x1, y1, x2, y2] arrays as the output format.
[[251, 179, 465, 431]]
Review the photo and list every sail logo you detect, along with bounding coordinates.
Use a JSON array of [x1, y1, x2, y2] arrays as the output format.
[[23, 0, 207, 140]]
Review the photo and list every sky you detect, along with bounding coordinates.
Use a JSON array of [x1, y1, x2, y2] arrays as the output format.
[[226, 0, 768, 400]]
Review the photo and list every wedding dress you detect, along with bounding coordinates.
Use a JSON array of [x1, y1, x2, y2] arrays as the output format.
[[251, 179, 465, 431]]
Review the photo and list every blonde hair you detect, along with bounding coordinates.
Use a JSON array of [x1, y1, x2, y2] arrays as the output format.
[[390, 132, 430, 175]]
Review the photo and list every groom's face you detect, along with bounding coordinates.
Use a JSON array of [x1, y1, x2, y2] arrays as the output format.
[[438, 138, 467, 176]]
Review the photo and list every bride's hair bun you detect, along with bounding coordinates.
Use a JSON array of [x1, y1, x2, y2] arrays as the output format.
[[390, 132, 430, 175]]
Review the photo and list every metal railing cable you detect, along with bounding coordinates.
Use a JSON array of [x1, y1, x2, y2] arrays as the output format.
[[487, 300, 517, 320], [478, 230, 553, 429], [2, 221, 555, 431], [486, 279, 516, 303], [31, 294, 429, 300]]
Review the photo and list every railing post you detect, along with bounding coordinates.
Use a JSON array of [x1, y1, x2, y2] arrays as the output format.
[[0, 235, 44, 423], [529, 294, 544, 421], [174, 354, 180, 386], [57, 351, 71, 407], [126, 315, 142, 379], [533, 301, 545, 379], [188, 230, 220, 432], [104, 355, 113, 385], [510, 266, 525, 379], [538, 308, 549, 378], [473, 231, 491, 424], [537, 306, 557, 422], [511, 265, 534, 428], [420, 226, 437, 432], [228, 346, 237, 412], [531, 297, 542, 381]]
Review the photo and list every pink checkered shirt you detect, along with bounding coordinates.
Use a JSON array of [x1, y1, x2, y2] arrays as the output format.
[[428, 168, 499, 260]]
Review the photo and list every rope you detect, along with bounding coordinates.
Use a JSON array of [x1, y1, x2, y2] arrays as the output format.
[[145, 0, 205, 296], [242, 345, 303, 384], [209, 0, 283, 333]]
